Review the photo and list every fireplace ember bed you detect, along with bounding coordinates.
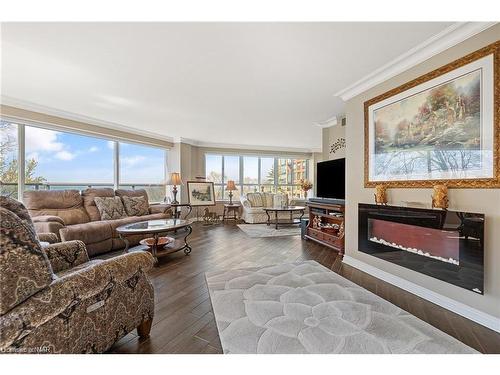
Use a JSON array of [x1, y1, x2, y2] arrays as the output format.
[[358, 203, 484, 294]]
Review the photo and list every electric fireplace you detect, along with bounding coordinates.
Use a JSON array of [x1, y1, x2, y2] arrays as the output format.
[[358, 203, 484, 294]]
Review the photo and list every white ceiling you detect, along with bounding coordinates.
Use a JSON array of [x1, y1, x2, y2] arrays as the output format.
[[1, 22, 455, 152]]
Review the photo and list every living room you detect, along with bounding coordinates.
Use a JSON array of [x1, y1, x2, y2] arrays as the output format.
[[1, 1, 499, 373]]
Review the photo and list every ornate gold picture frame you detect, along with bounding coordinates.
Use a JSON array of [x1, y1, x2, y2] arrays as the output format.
[[364, 41, 499, 188]]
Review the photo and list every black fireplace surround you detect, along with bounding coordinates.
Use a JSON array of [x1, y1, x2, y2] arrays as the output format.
[[358, 203, 484, 294]]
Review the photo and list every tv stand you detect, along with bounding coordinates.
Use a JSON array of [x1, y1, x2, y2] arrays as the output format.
[[305, 200, 345, 254], [308, 197, 345, 205]]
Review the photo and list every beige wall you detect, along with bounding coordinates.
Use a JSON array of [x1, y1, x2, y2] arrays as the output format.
[[343, 25, 500, 318]]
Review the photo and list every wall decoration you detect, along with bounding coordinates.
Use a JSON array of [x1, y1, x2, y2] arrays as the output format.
[[431, 184, 449, 209], [186, 181, 216, 206], [374, 184, 388, 205], [364, 41, 499, 188], [330, 137, 346, 155]]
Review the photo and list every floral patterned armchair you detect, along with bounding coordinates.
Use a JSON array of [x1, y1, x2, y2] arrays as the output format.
[[0, 196, 155, 353]]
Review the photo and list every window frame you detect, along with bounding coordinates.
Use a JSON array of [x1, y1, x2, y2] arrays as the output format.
[[1, 117, 169, 203]]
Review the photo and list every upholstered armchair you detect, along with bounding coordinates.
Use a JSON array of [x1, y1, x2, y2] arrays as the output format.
[[0, 196, 155, 353]]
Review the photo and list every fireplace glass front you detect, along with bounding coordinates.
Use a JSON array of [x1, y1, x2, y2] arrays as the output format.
[[358, 204, 484, 294]]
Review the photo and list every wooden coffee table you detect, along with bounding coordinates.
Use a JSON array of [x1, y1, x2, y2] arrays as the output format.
[[264, 206, 306, 229], [116, 219, 192, 260]]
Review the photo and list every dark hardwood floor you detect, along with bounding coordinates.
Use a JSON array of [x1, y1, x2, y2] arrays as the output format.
[[109, 222, 500, 354]]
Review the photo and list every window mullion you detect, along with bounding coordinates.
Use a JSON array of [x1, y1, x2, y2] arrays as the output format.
[[239, 156, 243, 195], [258, 157, 261, 189], [18, 124, 25, 201], [221, 155, 225, 200], [114, 141, 119, 190], [164, 149, 168, 198], [274, 158, 278, 190]]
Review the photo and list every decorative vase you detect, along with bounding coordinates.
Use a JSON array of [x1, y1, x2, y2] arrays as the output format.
[[374, 184, 388, 205], [432, 184, 449, 209]]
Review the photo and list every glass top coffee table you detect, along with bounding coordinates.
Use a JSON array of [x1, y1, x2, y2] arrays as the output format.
[[116, 219, 192, 259], [263, 206, 306, 229]]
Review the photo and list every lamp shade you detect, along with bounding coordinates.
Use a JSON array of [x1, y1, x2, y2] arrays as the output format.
[[168, 172, 183, 185], [225, 180, 237, 191]]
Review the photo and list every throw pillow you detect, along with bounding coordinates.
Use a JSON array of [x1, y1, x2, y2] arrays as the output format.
[[122, 196, 149, 216], [246, 193, 263, 207], [0, 206, 54, 314], [262, 192, 273, 208], [94, 196, 127, 220]]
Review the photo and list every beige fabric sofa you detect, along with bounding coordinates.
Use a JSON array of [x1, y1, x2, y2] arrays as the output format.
[[240, 192, 303, 224], [23, 188, 171, 257]]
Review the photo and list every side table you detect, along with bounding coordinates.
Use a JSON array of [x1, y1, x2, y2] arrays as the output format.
[[223, 203, 240, 223]]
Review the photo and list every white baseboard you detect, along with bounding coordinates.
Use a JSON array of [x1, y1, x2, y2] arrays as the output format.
[[342, 255, 500, 333]]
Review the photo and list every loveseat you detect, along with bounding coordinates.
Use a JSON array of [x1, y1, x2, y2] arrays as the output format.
[[23, 188, 172, 257], [0, 196, 155, 353], [240, 192, 304, 224]]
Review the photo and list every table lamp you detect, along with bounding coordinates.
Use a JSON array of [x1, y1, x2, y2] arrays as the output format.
[[225, 180, 237, 205], [168, 172, 183, 204]]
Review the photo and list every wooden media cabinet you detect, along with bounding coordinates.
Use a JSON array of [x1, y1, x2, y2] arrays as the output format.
[[305, 200, 345, 254]]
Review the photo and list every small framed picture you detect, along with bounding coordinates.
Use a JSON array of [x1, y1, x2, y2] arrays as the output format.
[[186, 181, 216, 206]]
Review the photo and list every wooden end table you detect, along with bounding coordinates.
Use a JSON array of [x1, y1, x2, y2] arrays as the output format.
[[223, 203, 240, 223]]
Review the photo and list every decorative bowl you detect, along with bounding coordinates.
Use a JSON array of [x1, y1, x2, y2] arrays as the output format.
[[140, 236, 174, 248]]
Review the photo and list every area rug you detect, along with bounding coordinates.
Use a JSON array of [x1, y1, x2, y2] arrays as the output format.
[[237, 224, 301, 238], [205, 261, 477, 354]]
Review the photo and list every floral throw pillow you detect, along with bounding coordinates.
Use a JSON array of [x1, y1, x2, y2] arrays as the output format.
[[94, 196, 127, 220], [122, 196, 149, 216]]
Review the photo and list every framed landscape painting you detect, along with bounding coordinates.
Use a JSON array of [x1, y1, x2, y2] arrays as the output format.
[[186, 181, 216, 206], [364, 41, 499, 188]]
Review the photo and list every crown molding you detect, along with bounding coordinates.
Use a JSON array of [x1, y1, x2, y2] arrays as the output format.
[[177, 137, 319, 154], [335, 22, 497, 101], [313, 115, 338, 129], [0, 96, 175, 144]]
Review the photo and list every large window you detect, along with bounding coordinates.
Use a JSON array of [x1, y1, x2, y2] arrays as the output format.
[[206, 154, 223, 199], [24, 126, 114, 191], [119, 142, 166, 203], [0, 119, 168, 203], [205, 154, 309, 200], [243, 156, 259, 196]]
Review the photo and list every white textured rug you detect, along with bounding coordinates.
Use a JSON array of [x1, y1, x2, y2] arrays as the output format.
[[206, 261, 477, 354], [237, 224, 301, 238]]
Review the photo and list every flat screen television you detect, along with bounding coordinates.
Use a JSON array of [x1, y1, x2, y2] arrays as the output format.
[[316, 158, 345, 199]]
